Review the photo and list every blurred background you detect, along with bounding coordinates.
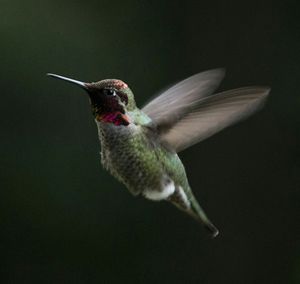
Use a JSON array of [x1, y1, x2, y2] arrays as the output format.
[[0, 0, 299, 283]]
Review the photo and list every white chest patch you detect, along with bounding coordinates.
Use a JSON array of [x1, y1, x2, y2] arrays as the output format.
[[144, 180, 175, 201]]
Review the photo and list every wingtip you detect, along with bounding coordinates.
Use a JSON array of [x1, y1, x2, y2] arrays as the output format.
[[224, 86, 271, 97], [264, 86, 271, 95], [207, 67, 226, 78], [218, 67, 226, 76], [216, 67, 226, 80], [255, 86, 271, 94], [253, 86, 271, 99]]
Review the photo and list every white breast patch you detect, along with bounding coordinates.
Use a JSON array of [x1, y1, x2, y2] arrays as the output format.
[[144, 180, 175, 201]]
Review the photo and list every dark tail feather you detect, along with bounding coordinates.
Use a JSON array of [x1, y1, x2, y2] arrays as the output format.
[[203, 220, 219, 238], [187, 207, 219, 238], [188, 197, 219, 238], [169, 191, 219, 237]]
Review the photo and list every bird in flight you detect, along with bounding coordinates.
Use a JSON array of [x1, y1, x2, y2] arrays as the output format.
[[48, 68, 270, 237]]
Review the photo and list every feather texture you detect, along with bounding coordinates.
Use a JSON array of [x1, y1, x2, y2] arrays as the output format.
[[160, 87, 270, 152], [142, 69, 225, 130]]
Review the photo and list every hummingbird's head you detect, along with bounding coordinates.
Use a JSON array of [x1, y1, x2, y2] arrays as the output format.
[[47, 74, 136, 126]]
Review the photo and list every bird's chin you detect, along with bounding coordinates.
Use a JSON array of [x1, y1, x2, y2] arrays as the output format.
[[95, 111, 130, 126]]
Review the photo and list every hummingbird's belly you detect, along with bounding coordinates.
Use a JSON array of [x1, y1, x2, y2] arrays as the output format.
[[99, 124, 176, 197], [103, 140, 165, 195], [98, 123, 190, 201]]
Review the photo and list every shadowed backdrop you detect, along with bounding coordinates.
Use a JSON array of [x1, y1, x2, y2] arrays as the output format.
[[0, 0, 299, 283]]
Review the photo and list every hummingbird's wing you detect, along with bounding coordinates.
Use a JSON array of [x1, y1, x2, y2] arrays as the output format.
[[159, 87, 270, 152], [142, 69, 225, 131]]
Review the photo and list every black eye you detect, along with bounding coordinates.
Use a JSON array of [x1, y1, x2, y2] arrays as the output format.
[[103, 88, 116, 96]]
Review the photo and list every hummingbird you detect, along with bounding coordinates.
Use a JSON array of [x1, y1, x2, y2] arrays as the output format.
[[47, 69, 270, 237]]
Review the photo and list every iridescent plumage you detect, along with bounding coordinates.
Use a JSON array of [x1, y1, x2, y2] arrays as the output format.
[[48, 69, 270, 237]]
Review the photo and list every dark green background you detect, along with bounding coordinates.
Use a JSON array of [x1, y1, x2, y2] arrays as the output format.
[[1, 0, 299, 283]]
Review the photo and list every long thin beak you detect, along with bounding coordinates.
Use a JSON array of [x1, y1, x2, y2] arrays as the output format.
[[47, 73, 88, 90]]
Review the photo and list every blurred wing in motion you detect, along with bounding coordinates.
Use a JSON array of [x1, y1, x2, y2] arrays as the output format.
[[142, 69, 225, 131], [160, 87, 270, 152]]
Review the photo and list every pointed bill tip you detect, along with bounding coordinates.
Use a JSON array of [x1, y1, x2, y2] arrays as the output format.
[[46, 73, 56, 77], [47, 73, 88, 89]]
